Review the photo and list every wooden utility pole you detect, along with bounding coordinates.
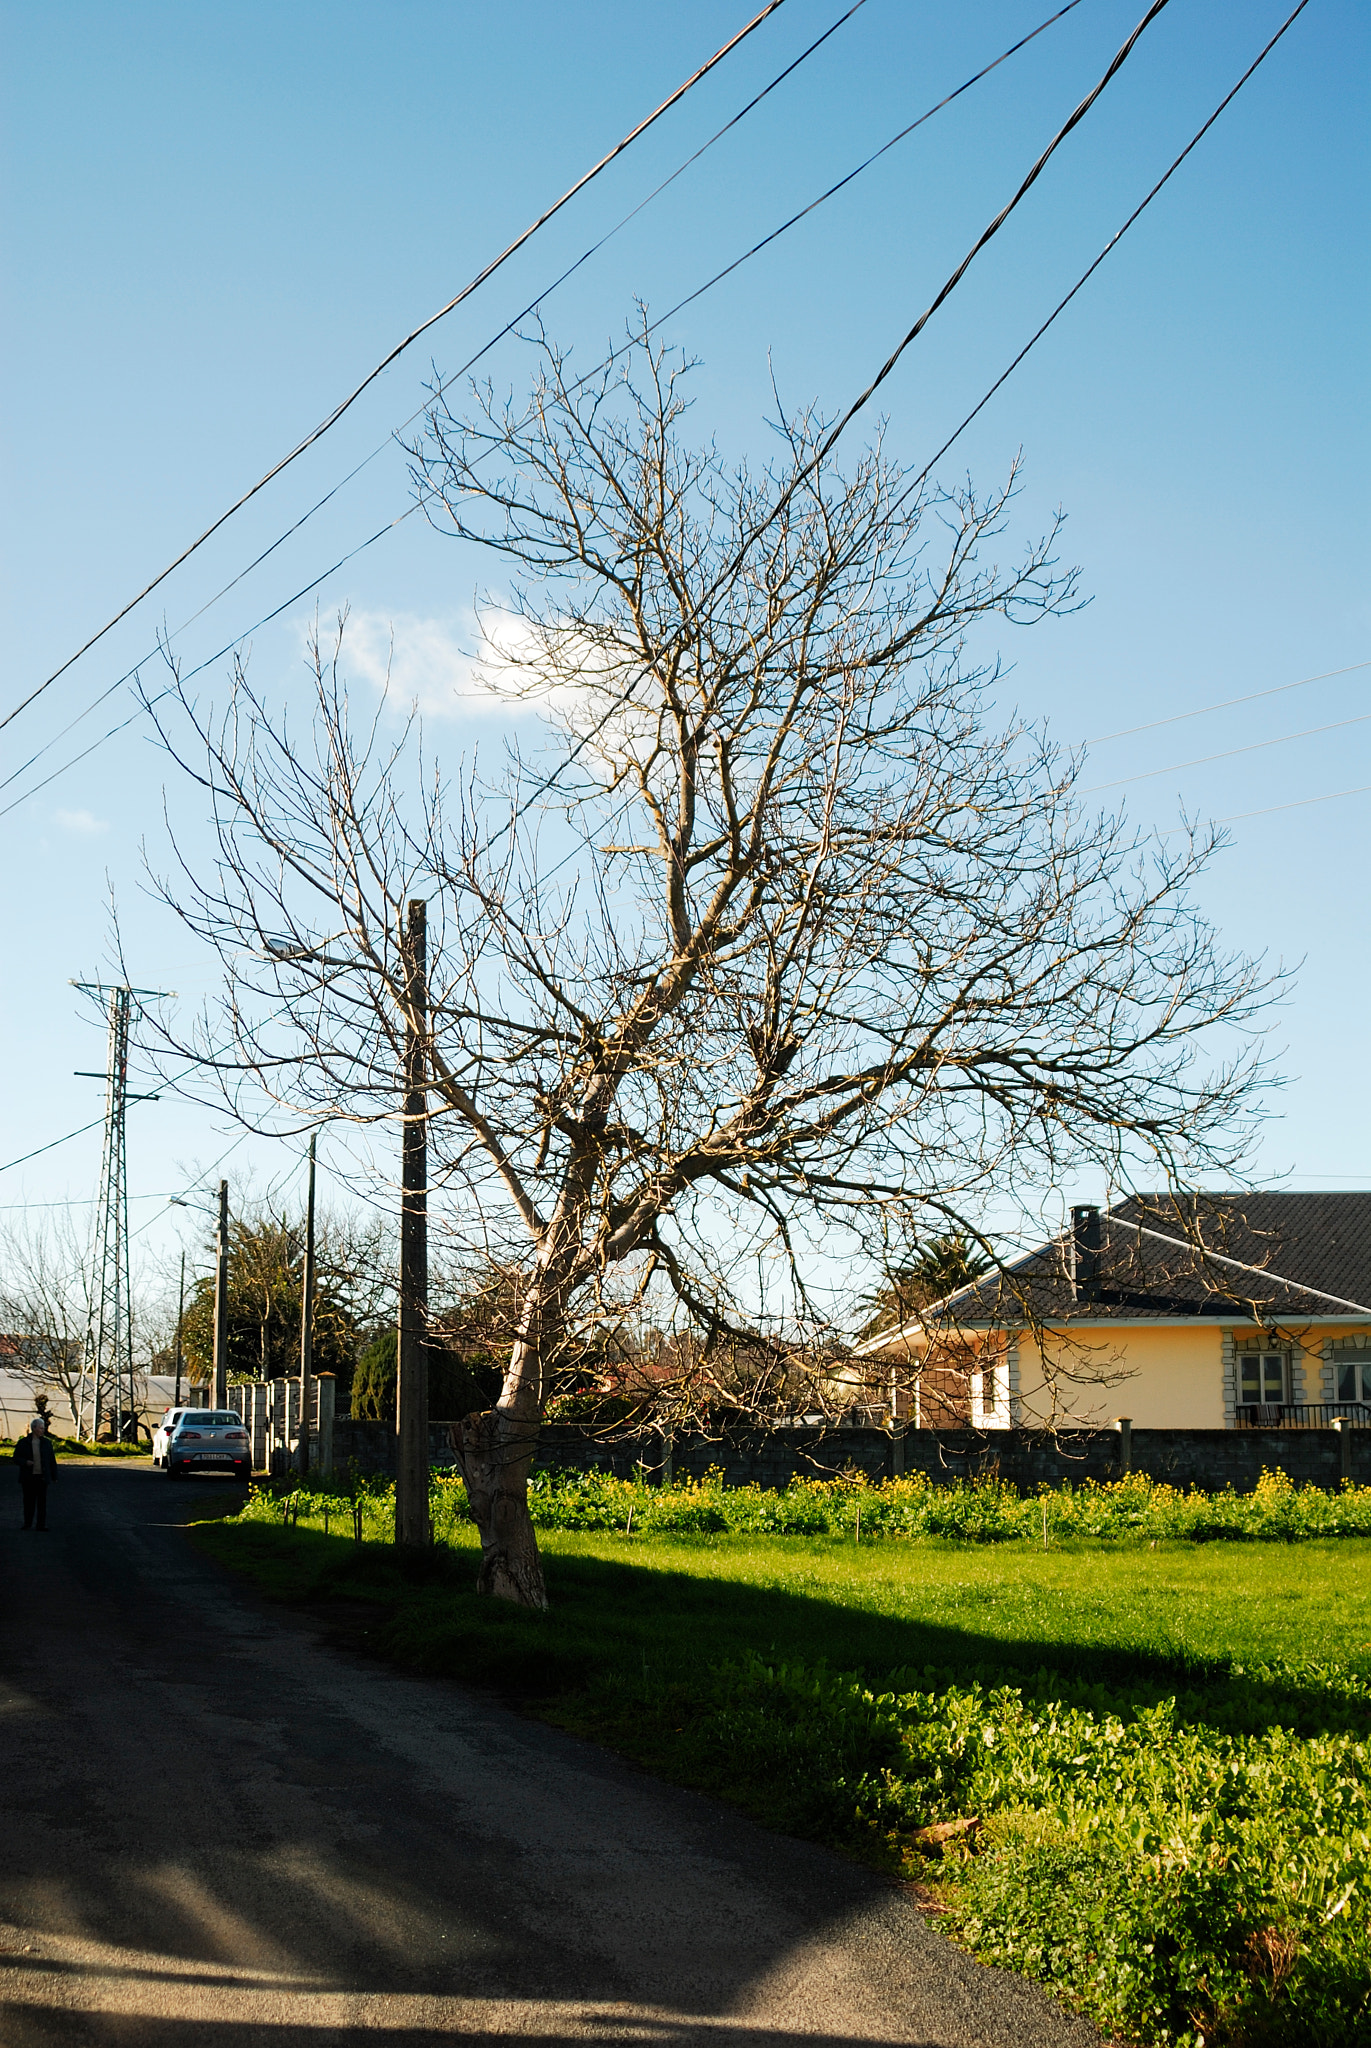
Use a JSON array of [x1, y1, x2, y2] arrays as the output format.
[[395, 900, 430, 1550], [212, 1179, 229, 1408], [298, 1132, 317, 1479]]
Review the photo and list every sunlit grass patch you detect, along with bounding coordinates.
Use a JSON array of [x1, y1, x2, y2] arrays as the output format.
[[197, 1476, 1371, 2044]]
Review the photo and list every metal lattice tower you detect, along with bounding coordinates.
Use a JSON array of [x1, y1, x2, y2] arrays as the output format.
[[74, 983, 166, 1441]]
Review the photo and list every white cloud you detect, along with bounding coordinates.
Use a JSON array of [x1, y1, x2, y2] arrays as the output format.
[[54, 808, 108, 835], [333, 608, 664, 783], [340, 609, 534, 720]]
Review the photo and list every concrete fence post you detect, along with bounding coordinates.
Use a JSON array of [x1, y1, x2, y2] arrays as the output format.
[[285, 1379, 301, 1473], [1333, 1416, 1352, 1484], [1113, 1417, 1133, 1475], [248, 1382, 268, 1473], [659, 1428, 673, 1487], [316, 1374, 335, 1477], [269, 1377, 288, 1475]]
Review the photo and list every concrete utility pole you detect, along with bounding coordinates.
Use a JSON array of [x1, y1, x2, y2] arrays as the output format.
[[174, 1252, 186, 1408], [395, 899, 430, 1550], [298, 1133, 317, 1479], [212, 1180, 230, 1409]]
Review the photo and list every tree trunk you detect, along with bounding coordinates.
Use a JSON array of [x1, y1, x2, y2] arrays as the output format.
[[454, 1402, 546, 1608], [454, 1183, 590, 1609]]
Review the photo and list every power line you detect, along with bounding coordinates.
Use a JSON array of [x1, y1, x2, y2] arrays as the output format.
[[1086, 659, 1370, 747], [483, 0, 1188, 850], [579, 0, 1091, 381], [0, 0, 877, 803], [0, 3, 1088, 823], [1220, 782, 1371, 827], [1, 1, 875, 804], [882, 0, 1313, 509], [0, 1192, 178, 1211], [0, 1118, 108, 1176], [0, 3, 793, 740], [1082, 708, 1371, 796], [806, 0, 1174, 472], [0, 507, 423, 824], [505, 0, 1314, 847], [130, 1130, 254, 1239], [4, 0, 1312, 852]]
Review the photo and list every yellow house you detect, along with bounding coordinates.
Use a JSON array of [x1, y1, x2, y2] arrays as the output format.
[[853, 1192, 1371, 1432]]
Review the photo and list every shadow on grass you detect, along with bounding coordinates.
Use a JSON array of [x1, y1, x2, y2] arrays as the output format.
[[191, 1521, 1362, 1743]]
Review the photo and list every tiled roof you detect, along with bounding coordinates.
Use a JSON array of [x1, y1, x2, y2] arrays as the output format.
[[930, 1192, 1371, 1330]]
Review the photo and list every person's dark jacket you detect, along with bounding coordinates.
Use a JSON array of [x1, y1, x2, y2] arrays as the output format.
[[13, 1430, 57, 1484]]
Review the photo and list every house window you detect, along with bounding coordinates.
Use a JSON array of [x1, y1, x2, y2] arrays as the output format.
[[1238, 1352, 1288, 1406], [1336, 1356, 1371, 1404], [980, 1363, 998, 1421]]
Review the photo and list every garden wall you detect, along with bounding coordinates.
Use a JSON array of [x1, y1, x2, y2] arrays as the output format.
[[326, 1415, 1364, 1493]]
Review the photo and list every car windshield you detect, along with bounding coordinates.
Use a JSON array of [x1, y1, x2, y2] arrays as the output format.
[[177, 1413, 242, 1428]]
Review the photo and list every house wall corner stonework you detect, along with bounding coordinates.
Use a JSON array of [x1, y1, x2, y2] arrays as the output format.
[[1220, 1327, 1237, 1428], [1325, 1332, 1371, 1402], [1000, 1327, 1020, 1425]]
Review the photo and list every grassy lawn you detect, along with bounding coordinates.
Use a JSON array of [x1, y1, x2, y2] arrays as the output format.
[[195, 1487, 1371, 2047]]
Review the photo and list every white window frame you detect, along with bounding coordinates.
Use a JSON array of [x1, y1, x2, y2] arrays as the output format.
[[1238, 1349, 1290, 1407], [1336, 1354, 1371, 1405], [972, 1356, 1010, 1429]]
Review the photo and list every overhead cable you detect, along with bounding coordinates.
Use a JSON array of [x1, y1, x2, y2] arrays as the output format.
[[0, 0, 792, 737], [1087, 659, 1370, 746], [0, 1118, 109, 1176], [1220, 783, 1371, 827], [485, 0, 1181, 849], [0, 2, 1089, 820], [6, 1, 1316, 844], [1082, 706, 1371, 796], [897, 0, 1313, 507], [492, 0, 1314, 851], [575, 0, 1091, 380], [0, 507, 424, 824], [0, 0, 876, 796], [807, 0, 1174, 470]]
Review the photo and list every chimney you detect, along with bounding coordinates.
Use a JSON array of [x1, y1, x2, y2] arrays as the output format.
[[1072, 1204, 1101, 1303]]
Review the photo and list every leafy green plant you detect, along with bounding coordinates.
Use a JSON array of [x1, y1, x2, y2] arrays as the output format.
[[522, 1462, 1371, 1544]]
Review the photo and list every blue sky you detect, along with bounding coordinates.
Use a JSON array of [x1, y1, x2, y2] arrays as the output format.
[[1, 0, 1367, 1277]]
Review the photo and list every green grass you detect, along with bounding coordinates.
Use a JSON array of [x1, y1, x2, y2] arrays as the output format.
[[2, 1435, 146, 1457], [195, 1476, 1371, 2047]]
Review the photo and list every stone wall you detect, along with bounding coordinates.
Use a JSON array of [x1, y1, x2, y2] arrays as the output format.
[[323, 1413, 1364, 1493]]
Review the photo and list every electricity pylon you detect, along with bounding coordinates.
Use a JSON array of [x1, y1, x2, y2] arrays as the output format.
[[74, 982, 167, 1442]]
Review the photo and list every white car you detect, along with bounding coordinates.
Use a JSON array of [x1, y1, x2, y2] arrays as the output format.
[[152, 1407, 192, 1467], [162, 1410, 253, 1482]]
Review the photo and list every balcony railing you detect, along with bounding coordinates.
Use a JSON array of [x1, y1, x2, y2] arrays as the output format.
[[1234, 1401, 1371, 1430]]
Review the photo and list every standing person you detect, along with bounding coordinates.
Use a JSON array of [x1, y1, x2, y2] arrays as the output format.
[[14, 1416, 57, 1531]]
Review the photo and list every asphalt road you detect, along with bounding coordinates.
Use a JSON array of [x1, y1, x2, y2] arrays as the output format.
[[0, 1460, 1098, 2048]]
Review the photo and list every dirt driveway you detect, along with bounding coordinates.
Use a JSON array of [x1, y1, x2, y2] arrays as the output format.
[[0, 1460, 1097, 2047]]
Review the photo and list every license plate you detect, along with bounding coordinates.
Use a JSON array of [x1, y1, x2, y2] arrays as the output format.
[[194, 1453, 234, 1464]]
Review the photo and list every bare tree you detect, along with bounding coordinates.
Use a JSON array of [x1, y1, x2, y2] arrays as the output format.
[[145, 326, 1273, 1605], [0, 1213, 94, 1432]]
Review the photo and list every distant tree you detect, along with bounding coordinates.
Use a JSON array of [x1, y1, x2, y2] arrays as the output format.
[[0, 1214, 91, 1433], [859, 1233, 992, 1341], [177, 1206, 381, 1397]]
